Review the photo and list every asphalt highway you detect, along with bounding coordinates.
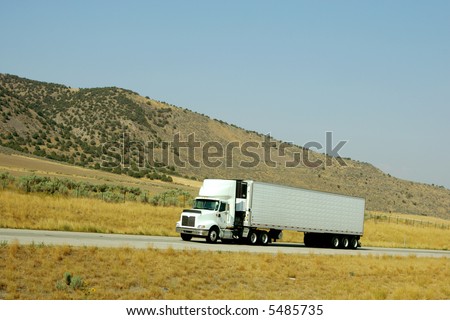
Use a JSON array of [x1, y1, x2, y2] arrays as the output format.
[[1, 228, 449, 258]]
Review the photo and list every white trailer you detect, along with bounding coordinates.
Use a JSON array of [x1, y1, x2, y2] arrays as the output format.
[[176, 179, 365, 249]]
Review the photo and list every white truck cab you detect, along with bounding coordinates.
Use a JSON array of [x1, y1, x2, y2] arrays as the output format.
[[175, 179, 243, 242]]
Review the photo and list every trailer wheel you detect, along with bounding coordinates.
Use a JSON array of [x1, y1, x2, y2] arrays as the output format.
[[340, 236, 349, 249], [331, 236, 340, 249], [206, 226, 220, 244], [259, 231, 269, 246], [181, 233, 192, 241], [350, 237, 359, 250], [248, 231, 259, 245]]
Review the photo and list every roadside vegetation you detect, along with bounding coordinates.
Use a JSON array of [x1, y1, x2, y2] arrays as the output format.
[[1, 243, 449, 299], [0, 172, 193, 206]]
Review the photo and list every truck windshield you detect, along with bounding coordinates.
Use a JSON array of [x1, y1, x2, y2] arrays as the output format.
[[193, 199, 220, 211]]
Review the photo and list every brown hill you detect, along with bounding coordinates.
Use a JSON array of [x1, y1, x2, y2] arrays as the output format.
[[1, 73, 449, 218]]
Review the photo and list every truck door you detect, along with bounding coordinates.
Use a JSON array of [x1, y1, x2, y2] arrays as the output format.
[[217, 201, 228, 229]]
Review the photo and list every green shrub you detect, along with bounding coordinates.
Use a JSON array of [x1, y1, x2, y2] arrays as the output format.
[[56, 272, 84, 291], [70, 275, 84, 290]]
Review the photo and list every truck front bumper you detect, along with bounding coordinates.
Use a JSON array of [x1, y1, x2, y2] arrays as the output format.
[[176, 227, 209, 237]]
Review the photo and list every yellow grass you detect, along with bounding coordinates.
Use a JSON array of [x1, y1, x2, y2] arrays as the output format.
[[1, 243, 449, 300], [1, 190, 449, 249], [362, 220, 449, 250], [0, 190, 180, 236]]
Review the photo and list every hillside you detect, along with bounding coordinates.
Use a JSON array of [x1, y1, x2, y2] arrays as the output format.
[[1, 73, 449, 218]]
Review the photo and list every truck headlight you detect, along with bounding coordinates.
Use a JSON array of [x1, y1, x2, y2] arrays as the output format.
[[197, 225, 206, 229]]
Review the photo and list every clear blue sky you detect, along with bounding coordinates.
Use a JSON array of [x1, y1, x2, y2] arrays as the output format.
[[1, 0, 449, 188]]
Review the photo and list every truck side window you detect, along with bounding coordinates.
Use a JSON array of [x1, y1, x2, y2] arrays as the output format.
[[219, 202, 226, 212]]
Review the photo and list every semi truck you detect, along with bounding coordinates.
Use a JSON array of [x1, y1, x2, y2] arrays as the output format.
[[176, 179, 365, 249]]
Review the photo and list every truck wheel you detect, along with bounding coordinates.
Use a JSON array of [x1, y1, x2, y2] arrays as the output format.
[[206, 227, 219, 243], [331, 236, 340, 249], [350, 237, 358, 250], [340, 236, 349, 249], [181, 233, 192, 241], [259, 231, 269, 246], [248, 231, 259, 245]]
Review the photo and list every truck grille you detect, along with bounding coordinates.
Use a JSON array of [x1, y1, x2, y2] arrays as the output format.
[[182, 216, 195, 227]]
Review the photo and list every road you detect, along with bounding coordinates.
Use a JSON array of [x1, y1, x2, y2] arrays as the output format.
[[1, 228, 449, 258]]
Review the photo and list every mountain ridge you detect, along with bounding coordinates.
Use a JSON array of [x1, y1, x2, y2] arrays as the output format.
[[1, 73, 449, 219]]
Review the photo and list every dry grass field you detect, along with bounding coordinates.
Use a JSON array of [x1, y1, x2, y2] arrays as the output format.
[[1, 243, 449, 300], [1, 189, 449, 250], [0, 190, 181, 236]]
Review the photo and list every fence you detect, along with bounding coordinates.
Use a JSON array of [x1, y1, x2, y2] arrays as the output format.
[[365, 213, 450, 230]]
